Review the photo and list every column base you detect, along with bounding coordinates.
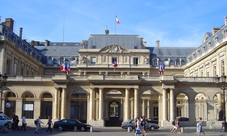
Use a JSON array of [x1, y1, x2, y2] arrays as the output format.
[[161, 120, 172, 127], [88, 119, 104, 127]]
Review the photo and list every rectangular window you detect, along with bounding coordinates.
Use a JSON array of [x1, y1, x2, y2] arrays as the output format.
[[221, 60, 225, 75], [213, 65, 216, 76], [153, 107, 158, 120], [176, 107, 182, 117], [200, 70, 203, 77], [133, 57, 138, 65], [14, 63, 18, 76], [112, 57, 117, 64], [90, 57, 96, 64], [206, 67, 209, 77], [6, 59, 10, 75], [21, 67, 24, 76]]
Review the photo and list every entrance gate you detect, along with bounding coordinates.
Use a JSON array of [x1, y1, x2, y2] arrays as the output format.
[[105, 101, 122, 126]]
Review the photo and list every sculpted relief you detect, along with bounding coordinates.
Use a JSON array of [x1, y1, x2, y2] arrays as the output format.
[[100, 45, 129, 53]]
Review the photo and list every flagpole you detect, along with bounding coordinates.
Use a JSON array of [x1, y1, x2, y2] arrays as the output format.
[[115, 16, 116, 34], [63, 19, 65, 43]]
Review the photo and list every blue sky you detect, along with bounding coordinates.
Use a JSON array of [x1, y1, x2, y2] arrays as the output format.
[[1, 0, 227, 47]]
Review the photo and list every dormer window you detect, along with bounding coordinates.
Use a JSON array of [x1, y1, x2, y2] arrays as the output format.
[[134, 46, 138, 49], [47, 56, 53, 65], [92, 45, 96, 49]]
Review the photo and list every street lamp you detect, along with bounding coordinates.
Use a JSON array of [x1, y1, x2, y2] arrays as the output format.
[[215, 74, 227, 132], [0, 73, 8, 112]]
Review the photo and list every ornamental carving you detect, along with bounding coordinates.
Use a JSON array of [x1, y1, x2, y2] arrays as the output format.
[[100, 45, 130, 53]]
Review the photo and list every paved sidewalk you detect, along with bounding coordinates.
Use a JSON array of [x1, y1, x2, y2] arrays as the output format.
[[3, 126, 226, 136]]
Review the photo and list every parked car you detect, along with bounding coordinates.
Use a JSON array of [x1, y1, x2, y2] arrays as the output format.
[[177, 117, 189, 121], [121, 119, 159, 131], [53, 119, 91, 131], [0, 112, 13, 128]]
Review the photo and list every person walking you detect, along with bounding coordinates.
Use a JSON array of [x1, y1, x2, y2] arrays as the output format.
[[142, 116, 148, 136], [135, 117, 141, 136], [35, 116, 43, 133], [14, 116, 20, 131], [12, 113, 18, 131], [21, 114, 26, 131], [46, 116, 53, 133], [197, 117, 205, 136]]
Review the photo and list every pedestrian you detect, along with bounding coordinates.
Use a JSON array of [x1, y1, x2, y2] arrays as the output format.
[[12, 113, 18, 131], [21, 114, 26, 131], [35, 116, 43, 133], [142, 116, 148, 136], [135, 117, 141, 136], [46, 116, 53, 133], [172, 119, 181, 134], [14, 116, 20, 131], [170, 120, 177, 133], [197, 117, 205, 136]]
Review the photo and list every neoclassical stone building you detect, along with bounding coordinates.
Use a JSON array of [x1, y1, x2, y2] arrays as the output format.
[[0, 17, 227, 127]]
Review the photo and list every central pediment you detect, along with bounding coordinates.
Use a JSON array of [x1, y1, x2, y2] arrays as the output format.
[[99, 45, 130, 53]]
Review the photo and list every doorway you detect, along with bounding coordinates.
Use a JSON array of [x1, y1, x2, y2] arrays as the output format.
[[105, 101, 122, 126]]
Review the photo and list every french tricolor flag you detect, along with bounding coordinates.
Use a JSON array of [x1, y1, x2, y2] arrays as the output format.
[[60, 63, 70, 75], [158, 63, 165, 75], [112, 60, 118, 68], [115, 16, 120, 24]]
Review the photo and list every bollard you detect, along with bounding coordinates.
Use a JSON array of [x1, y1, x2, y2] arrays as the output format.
[[74, 126, 77, 131], [90, 126, 93, 132], [127, 127, 131, 132], [181, 127, 184, 133]]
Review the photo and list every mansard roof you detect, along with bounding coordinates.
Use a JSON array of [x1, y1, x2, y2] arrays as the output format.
[[87, 34, 146, 49]]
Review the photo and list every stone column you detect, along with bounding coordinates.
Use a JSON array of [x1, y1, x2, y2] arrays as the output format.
[[120, 99, 123, 120], [53, 88, 59, 119], [134, 88, 139, 118], [98, 88, 103, 120], [163, 89, 167, 121], [89, 88, 94, 120], [125, 88, 130, 121], [15, 98, 22, 118], [170, 89, 175, 121], [147, 100, 150, 119], [130, 98, 134, 119], [61, 88, 67, 119], [34, 98, 41, 119], [105, 99, 108, 120], [142, 99, 145, 116]]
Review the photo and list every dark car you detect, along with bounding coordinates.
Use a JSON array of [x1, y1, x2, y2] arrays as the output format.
[[53, 119, 91, 131], [177, 117, 189, 121], [121, 119, 159, 131]]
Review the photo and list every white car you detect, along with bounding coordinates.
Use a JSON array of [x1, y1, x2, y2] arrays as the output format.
[[0, 112, 13, 128]]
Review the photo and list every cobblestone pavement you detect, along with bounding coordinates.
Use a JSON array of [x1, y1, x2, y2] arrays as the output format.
[[2, 126, 226, 136]]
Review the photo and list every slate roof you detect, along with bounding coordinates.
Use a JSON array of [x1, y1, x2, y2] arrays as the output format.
[[87, 34, 146, 49]]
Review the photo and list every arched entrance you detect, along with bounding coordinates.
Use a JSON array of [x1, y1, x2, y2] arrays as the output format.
[[40, 92, 53, 119], [4, 92, 16, 118], [104, 90, 123, 126]]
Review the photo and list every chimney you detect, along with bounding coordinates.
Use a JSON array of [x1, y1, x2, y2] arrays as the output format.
[[45, 40, 50, 46], [143, 41, 147, 47], [140, 38, 144, 42], [105, 29, 109, 35], [225, 17, 227, 26], [5, 18, 14, 31], [212, 28, 220, 35], [31, 40, 35, 46], [19, 27, 23, 39], [156, 40, 160, 47], [35, 41, 40, 46]]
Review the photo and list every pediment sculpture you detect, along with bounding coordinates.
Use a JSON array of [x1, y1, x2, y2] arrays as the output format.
[[100, 45, 130, 53]]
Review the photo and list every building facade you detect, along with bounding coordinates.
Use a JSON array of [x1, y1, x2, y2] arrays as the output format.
[[0, 17, 227, 127]]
